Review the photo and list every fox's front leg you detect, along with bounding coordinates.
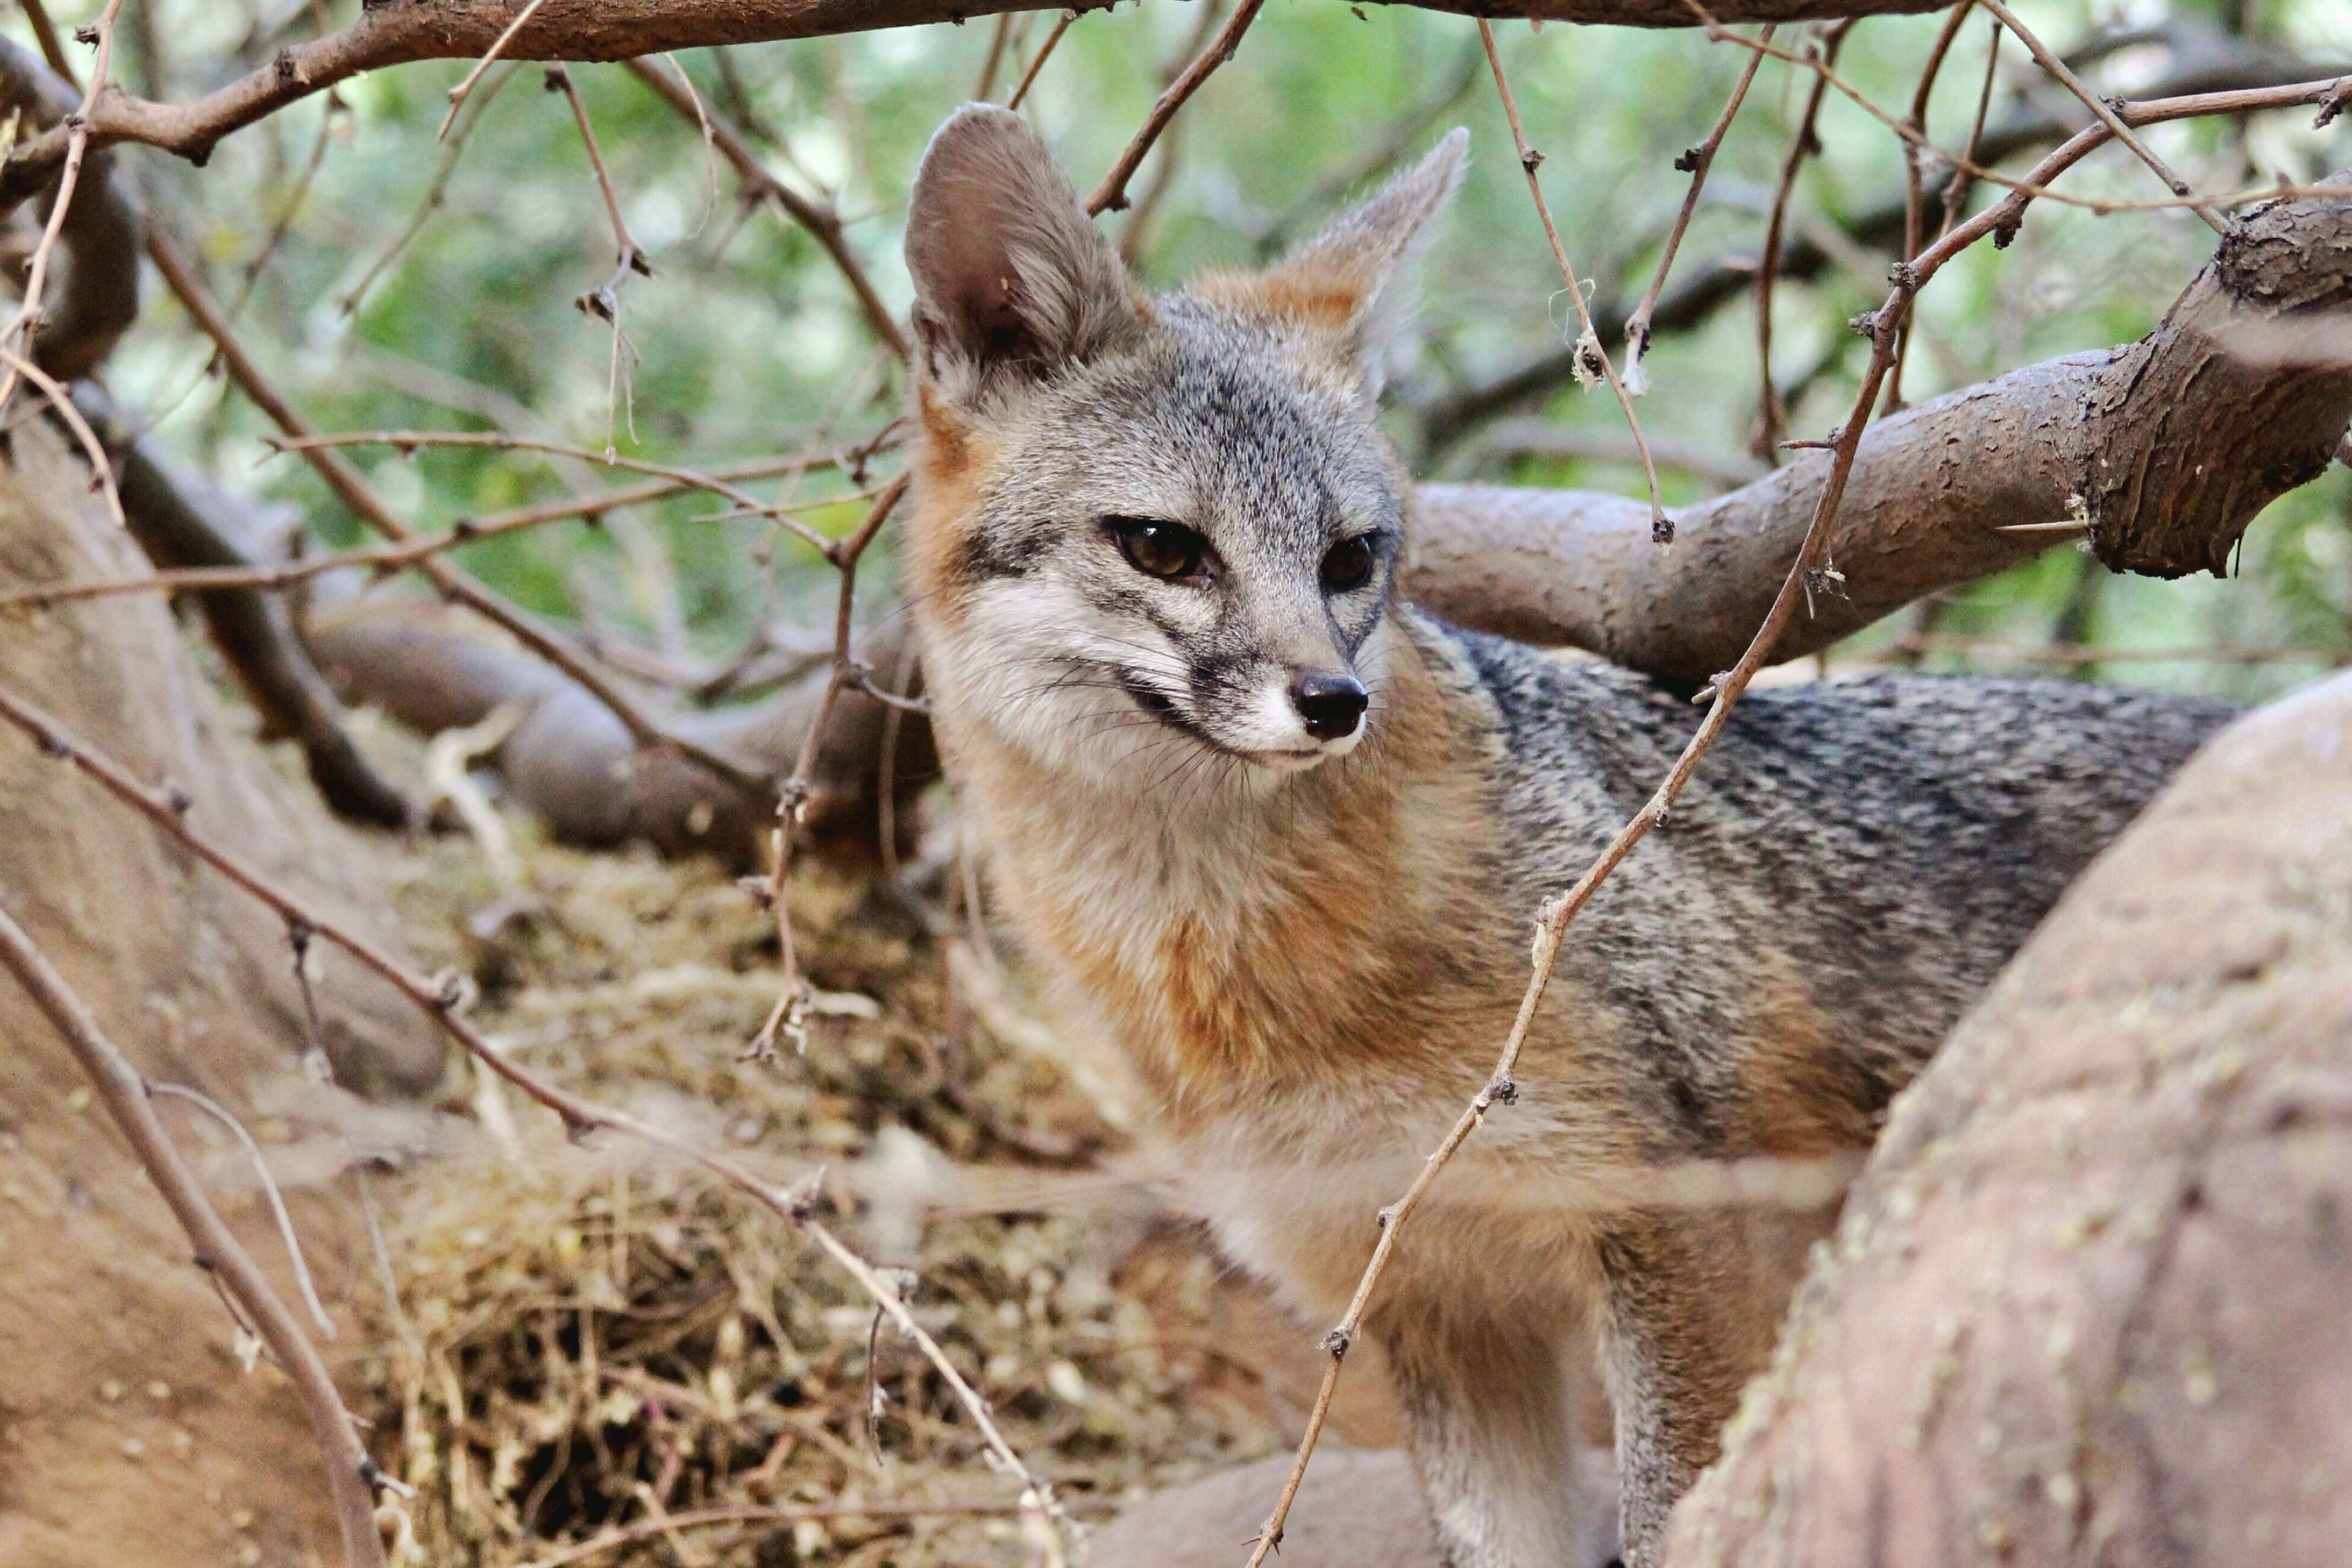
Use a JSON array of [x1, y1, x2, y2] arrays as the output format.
[[1595, 1207, 1830, 1566], [1374, 1290, 1616, 1568]]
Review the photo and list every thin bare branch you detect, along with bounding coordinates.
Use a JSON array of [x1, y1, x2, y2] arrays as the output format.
[[2, 345, 123, 528], [1006, 10, 1079, 111], [973, 10, 1016, 101], [624, 55, 908, 359], [1887, 3, 1989, 413], [148, 1081, 337, 1340], [0, 0, 122, 415], [438, 0, 550, 139], [1974, 0, 2225, 234], [341, 62, 516, 317], [1478, 19, 1672, 542], [1086, 0, 1267, 216], [260, 429, 833, 556], [749, 475, 908, 1061], [0, 450, 861, 611], [144, 231, 770, 795], [16, 0, 74, 81], [1623, 24, 1775, 382], [1754, 19, 1855, 461]]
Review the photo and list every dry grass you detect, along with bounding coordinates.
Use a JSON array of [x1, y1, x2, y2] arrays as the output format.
[[352, 827, 1295, 1566]]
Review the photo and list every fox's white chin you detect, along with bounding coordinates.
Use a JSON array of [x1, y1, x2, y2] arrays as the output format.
[[1246, 729, 1363, 774]]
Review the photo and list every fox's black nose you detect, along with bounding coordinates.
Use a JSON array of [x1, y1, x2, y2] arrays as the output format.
[[1290, 672, 1368, 741]]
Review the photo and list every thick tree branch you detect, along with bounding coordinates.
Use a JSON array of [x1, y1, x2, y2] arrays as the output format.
[[76, 386, 415, 829], [298, 589, 934, 865], [1402, 173, 2352, 682]]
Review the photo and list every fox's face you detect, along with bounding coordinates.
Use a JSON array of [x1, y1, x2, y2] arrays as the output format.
[[901, 106, 1464, 790]]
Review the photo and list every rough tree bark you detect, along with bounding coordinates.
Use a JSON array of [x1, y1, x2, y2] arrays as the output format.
[[1667, 667, 2352, 1567]]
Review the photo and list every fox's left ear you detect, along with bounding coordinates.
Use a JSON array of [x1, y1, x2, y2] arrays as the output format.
[[1252, 128, 1467, 393]]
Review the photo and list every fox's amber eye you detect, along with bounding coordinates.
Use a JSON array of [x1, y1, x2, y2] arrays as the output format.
[[1106, 516, 1205, 580], [1321, 536, 1375, 593]]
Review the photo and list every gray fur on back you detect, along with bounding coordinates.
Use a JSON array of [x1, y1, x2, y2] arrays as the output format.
[[1433, 617, 2235, 1150]]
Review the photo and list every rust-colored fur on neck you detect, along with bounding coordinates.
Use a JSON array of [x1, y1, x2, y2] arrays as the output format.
[[935, 618, 1495, 1135]]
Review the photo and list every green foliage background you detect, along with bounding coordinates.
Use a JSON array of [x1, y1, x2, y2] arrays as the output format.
[[41, 0, 2352, 704]]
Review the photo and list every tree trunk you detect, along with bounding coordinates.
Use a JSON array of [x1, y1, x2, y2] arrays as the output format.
[[0, 417, 440, 1568]]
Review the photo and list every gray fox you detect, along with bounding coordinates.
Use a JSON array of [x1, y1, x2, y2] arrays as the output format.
[[898, 105, 2231, 1566]]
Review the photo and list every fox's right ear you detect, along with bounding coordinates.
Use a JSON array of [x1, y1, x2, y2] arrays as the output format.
[[905, 106, 1139, 398]]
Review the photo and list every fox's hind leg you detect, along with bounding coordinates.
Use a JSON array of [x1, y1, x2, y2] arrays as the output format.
[[1594, 1206, 1831, 1566], [1375, 1287, 1617, 1568]]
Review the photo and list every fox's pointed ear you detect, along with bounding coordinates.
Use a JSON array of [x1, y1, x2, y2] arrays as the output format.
[[905, 105, 1139, 398], [1256, 128, 1467, 391]]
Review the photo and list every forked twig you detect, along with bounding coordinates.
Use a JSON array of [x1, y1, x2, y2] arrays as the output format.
[[1886, 1, 1986, 413], [748, 476, 910, 1061], [0, 0, 124, 417], [1754, 19, 1855, 462]]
